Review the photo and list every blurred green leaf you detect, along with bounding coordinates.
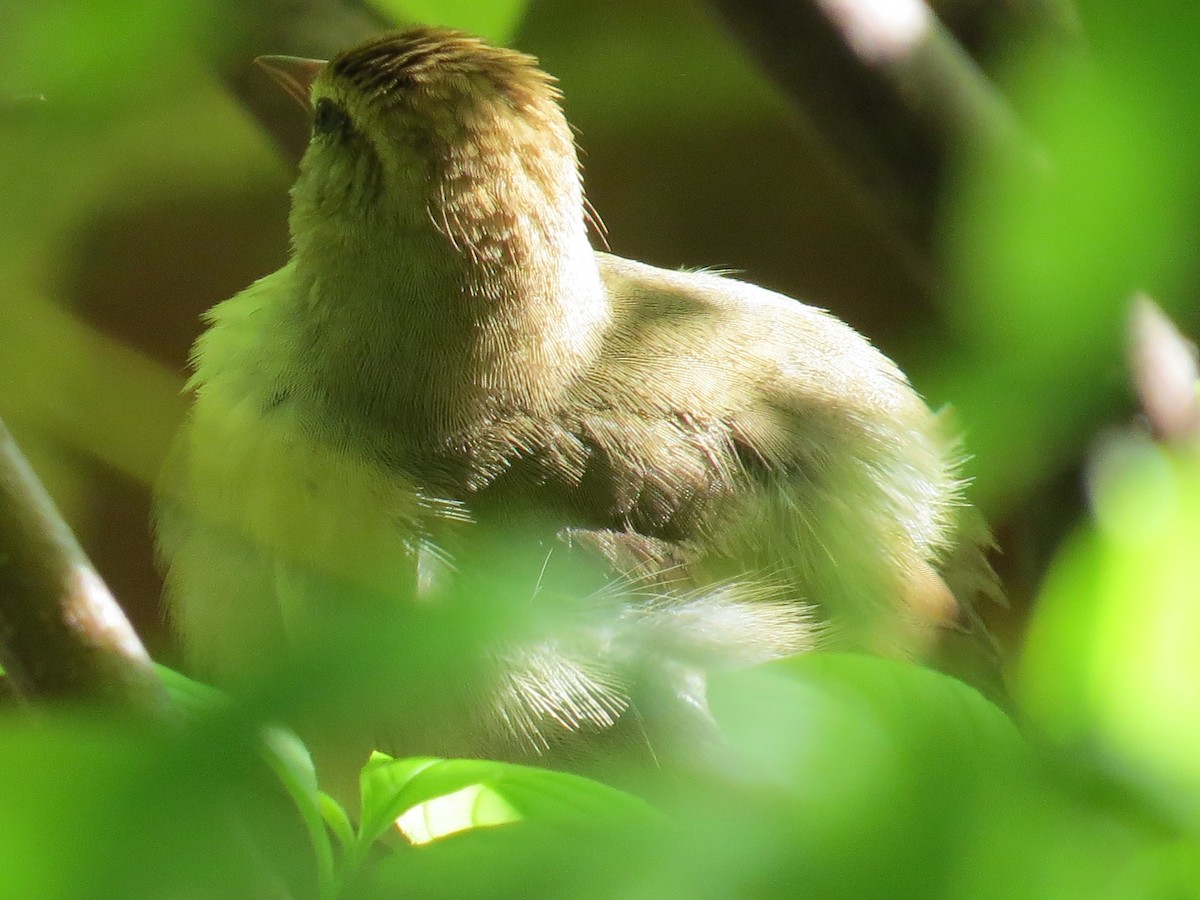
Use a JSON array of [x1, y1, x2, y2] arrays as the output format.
[[0, 713, 307, 898], [713, 653, 1020, 768], [0, 0, 213, 113], [366, 0, 529, 44], [263, 726, 337, 899], [359, 818, 652, 900], [936, 0, 1200, 506], [531, 0, 785, 131], [155, 662, 224, 714], [1020, 441, 1200, 829], [322, 790, 357, 854], [678, 655, 1024, 898]]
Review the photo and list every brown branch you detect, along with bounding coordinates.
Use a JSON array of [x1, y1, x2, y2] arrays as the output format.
[[705, 0, 1047, 287], [0, 416, 168, 712]]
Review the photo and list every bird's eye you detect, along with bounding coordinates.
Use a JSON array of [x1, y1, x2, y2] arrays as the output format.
[[313, 98, 351, 138]]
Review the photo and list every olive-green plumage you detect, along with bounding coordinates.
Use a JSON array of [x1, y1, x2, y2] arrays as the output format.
[[156, 27, 999, 774]]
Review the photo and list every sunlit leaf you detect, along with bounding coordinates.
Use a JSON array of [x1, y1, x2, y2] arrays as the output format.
[[359, 753, 656, 848]]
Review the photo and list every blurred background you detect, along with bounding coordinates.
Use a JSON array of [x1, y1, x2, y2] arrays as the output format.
[[6, 0, 1200, 896], [0, 0, 1121, 663]]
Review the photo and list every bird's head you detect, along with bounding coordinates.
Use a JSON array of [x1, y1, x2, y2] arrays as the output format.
[[259, 27, 587, 279]]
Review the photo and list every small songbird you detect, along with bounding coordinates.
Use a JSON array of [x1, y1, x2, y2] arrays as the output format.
[[156, 27, 999, 778]]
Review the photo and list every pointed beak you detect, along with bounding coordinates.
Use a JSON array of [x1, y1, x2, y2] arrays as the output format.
[[254, 55, 327, 110]]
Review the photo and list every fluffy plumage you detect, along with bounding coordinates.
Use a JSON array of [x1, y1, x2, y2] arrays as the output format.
[[156, 27, 1000, 775]]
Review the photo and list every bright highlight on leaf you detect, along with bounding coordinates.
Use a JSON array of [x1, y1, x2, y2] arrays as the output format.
[[359, 753, 657, 851], [394, 783, 521, 844]]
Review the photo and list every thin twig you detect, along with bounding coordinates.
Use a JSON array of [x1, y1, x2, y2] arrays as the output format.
[[706, 0, 1046, 287], [1129, 295, 1200, 445]]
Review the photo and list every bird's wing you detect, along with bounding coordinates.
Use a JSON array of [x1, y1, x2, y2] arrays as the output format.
[[587, 253, 1002, 656]]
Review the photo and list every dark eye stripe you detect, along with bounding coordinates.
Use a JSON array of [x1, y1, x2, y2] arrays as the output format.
[[313, 97, 351, 138]]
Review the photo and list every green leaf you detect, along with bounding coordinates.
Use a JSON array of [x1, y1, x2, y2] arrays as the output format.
[[710, 653, 1021, 785], [359, 754, 443, 847], [261, 727, 336, 899], [0, 0, 215, 113], [321, 791, 357, 853], [0, 714, 304, 898], [364, 818, 652, 900], [1020, 443, 1200, 828], [154, 663, 224, 715], [365, 0, 529, 44], [358, 754, 656, 849], [681, 655, 1027, 897]]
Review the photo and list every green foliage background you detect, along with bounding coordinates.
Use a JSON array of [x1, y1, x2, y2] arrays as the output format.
[[2, 0, 1200, 896]]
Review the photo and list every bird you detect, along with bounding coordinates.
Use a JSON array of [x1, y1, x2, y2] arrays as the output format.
[[155, 26, 1001, 782]]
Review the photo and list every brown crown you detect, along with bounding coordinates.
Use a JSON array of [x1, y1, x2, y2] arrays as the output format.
[[328, 26, 560, 108]]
